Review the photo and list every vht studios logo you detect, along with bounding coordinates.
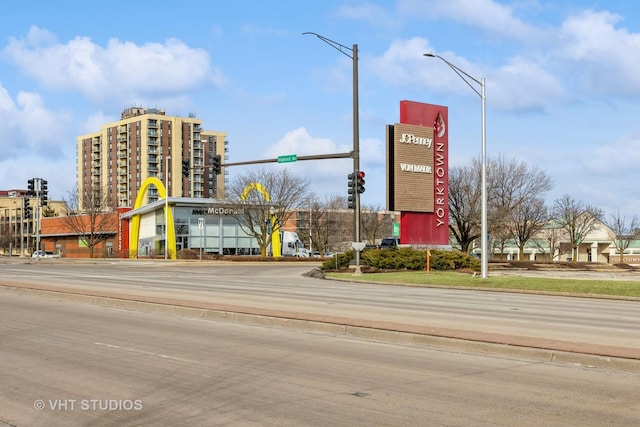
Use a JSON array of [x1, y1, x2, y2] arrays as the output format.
[[34, 399, 143, 411]]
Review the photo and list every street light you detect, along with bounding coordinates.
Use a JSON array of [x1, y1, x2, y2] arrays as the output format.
[[303, 31, 363, 274], [424, 53, 488, 278], [165, 155, 171, 260]]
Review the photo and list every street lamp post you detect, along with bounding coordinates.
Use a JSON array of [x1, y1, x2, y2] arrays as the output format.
[[424, 53, 488, 278], [303, 32, 362, 274], [165, 155, 171, 260]]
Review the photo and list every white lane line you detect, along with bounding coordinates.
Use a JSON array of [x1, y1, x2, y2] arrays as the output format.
[[95, 342, 200, 365]]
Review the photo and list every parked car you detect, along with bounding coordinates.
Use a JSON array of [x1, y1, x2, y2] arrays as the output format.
[[378, 237, 401, 250], [31, 250, 61, 259]]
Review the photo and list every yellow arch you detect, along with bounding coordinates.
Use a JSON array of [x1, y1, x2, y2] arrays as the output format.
[[240, 182, 280, 257], [240, 182, 270, 202], [129, 177, 176, 259]]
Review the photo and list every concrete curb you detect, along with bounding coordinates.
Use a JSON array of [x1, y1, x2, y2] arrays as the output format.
[[1, 282, 639, 373]]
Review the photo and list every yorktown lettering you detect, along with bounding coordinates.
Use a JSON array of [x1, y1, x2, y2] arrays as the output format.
[[400, 163, 432, 173], [399, 133, 432, 147], [435, 142, 446, 227]]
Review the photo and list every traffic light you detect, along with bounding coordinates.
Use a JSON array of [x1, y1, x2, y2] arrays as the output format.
[[41, 180, 48, 206], [347, 172, 356, 209], [182, 159, 190, 177], [23, 197, 31, 219], [212, 154, 222, 175], [356, 170, 365, 194], [27, 179, 35, 196]]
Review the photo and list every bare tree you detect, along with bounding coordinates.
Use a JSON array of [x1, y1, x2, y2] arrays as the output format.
[[536, 221, 566, 261], [488, 156, 553, 258], [449, 156, 553, 255], [510, 197, 550, 260], [606, 210, 640, 263], [297, 194, 350, 255], [225, 168, 312, 256], [0, 222, 14, 253], [448, 159, 481, 253], [63, 185, 118, 258], [552, 194, 604, 262], [360, 204, 389, 245]]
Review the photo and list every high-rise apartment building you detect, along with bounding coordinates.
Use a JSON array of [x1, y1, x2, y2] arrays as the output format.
[[77, 107, 227, 209]]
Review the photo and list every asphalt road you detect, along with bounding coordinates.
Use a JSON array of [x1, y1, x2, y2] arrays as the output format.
[[2, 291, 639, 427], [1, 260, 639, 365]]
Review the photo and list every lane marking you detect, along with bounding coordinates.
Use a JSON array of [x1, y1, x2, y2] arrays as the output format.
[[95, 342, 199, 365]]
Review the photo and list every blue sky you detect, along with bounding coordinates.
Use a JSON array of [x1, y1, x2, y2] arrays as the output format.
[[1, 0, 639, 218]]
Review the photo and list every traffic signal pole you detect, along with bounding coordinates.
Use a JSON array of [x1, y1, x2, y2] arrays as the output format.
[[26, 177, 48, 259]]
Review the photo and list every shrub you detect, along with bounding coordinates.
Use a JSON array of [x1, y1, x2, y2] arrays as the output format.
[[321, 251, 354, 270], [321, 248, 479, 272]]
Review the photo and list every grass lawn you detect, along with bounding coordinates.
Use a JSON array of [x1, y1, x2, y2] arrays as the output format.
[[325, 270, 640, 298]]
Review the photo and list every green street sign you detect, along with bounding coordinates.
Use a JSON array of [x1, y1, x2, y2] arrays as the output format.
[[277, 154, 297, 163], [392, 222, 400, 237]]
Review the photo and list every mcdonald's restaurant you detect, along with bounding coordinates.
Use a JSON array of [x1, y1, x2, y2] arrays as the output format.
[[120, 198, 264, 258], [39, 199, 265, 259]]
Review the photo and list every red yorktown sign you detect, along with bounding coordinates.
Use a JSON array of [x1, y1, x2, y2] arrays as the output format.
[[387, 100, 449, 246]]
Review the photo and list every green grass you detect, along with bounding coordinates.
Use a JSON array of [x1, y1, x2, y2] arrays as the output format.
[[325, 271, 640, 298]]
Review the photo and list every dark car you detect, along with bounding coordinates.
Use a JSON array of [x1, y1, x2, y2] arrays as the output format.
[[378, 237, 400, 250]]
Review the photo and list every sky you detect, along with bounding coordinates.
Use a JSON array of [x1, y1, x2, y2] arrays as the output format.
[[1, 0, 639, 218]]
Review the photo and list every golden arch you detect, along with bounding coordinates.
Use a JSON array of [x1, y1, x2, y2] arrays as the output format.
[[129, 177, 176, 259], [240, 182, 270, 202], [241, 182, 280, 257]]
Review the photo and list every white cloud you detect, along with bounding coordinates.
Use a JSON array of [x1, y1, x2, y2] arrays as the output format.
[[367, 37, 437, 88], [555, 10, 640, 96], [336, 3, 402, 30], [489, 56, 565, 111], [398, 0, 546, 43], [584, 136, 640, 178], [0, 86, 71, 159], [0, 84, 75, 197], [3, 26, 227, 105], [265, 127, 350, 158]]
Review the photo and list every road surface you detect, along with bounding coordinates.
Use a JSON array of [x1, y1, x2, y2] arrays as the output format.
[[2, 290, 639, 426]]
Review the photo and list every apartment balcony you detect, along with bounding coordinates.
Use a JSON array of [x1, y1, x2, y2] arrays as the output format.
[[147, 119, 158, 128], [117, 135, 127, 142], [148, 165, 158, 172], [147, 137, 158, 146], [118, 125, 127, 133], [148, 155, 158, 163], [147, 129, 158, 137]]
